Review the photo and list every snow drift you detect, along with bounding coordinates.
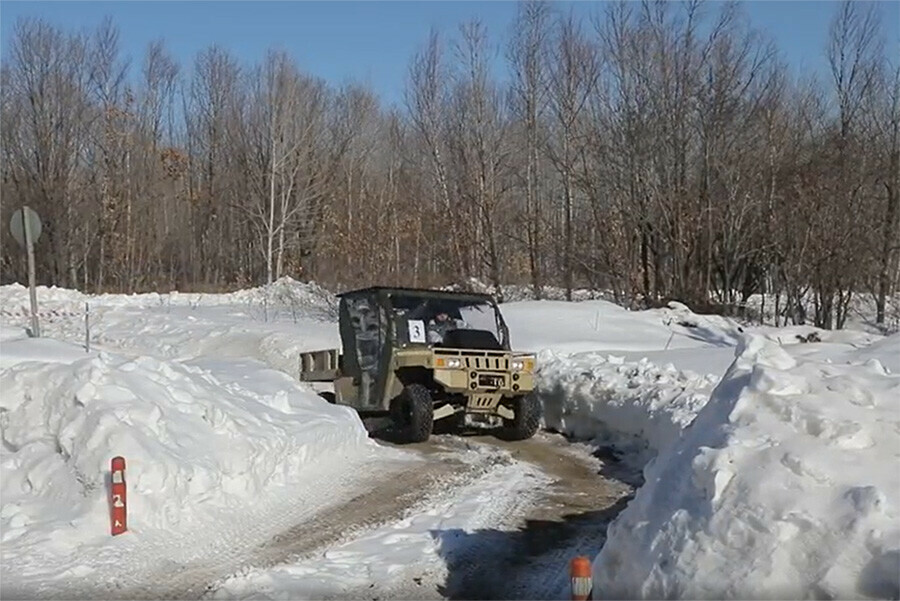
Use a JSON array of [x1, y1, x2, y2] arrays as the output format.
[[0, 276, 336, 317], [502, 298, 745, 356], [0, 277, 341, 378], [0, 337, 376, 579], [542, 333, 900, 599]]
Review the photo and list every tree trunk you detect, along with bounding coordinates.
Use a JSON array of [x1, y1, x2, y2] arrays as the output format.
[[266, 138, 277, 285]]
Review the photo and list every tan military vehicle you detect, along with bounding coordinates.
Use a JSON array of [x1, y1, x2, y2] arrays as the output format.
[[298, 286, 540, 443]]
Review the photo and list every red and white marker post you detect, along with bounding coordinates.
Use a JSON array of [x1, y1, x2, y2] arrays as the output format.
[[570, 556, 592, 601], [110, 456, 127, 536]]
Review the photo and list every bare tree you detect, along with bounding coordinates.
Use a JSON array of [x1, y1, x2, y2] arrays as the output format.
[[545, 11, 598, 300], [508, 0, 552, 299], [821, 0, 883, 328], [184, 46, 243, 286], [1, 6, 896, 324], [448, 20, 511, 299], [2, 19, 93, 288], [405, 30, 467, 283], [134, 40, 179, 289], [870, 62, 900, 325], [240, 51, 330, 283]]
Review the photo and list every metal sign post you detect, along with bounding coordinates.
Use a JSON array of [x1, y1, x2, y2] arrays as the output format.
[[85, 302, 91, 353], [9, 206, 42, 338]]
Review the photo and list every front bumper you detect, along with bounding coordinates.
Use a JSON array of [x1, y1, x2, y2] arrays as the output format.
[[432, 367, 534, 396]]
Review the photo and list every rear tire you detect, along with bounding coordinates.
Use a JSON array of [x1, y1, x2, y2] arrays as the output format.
[[500, 394, 541, 441], [400, 383, 434, 443]]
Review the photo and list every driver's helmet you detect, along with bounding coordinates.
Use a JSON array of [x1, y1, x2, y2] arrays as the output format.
[[433, 301, 460, 320]]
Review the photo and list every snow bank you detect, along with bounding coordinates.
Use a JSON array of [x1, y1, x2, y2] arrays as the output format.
[[0, 276, 336, 316], [741, 291, 900, 335], [850, 333, 900, 374], [591, 335, 900, 599], [502, 299, 742, 355], [217, 277, 338, 321], [537, 351, 717, 463], [534, 296, 900, 599], [0, 278, 341, 380], [455, 277, 616, 303], [0, 340, 373, 560]]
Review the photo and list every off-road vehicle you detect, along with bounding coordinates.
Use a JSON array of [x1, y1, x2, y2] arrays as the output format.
[[298, 286, 540, 443]]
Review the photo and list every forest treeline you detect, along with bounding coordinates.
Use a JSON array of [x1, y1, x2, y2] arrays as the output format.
[[1, 1, 897, 329]]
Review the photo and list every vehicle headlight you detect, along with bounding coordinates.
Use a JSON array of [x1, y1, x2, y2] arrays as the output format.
[[511, 360, 524, 371], [447, 358, 462, 368]]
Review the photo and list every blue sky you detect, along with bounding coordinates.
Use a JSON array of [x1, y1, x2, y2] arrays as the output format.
[[1, 1, 897, 108]]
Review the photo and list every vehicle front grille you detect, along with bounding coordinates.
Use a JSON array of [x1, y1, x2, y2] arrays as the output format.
[[464, 355, 509, 370], [433, 350, 510, 371]]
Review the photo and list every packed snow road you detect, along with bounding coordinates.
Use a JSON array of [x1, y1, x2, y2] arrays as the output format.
[[207, 430, 635, 601], [401, 432, 635, 601]]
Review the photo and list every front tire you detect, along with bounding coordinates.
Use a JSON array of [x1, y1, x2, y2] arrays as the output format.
[[500, 394, 541, 441], [399, 383, 434, 443]]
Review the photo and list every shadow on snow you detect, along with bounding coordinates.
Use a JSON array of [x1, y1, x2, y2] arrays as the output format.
[[429, 495, 632, 600]]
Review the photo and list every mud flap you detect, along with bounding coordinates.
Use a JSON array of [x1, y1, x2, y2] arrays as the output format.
[[497, 404, 514, 420], [433, 403, 458, 421]]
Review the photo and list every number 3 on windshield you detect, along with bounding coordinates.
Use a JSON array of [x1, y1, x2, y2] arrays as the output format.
[[408, 319, 426, 343]]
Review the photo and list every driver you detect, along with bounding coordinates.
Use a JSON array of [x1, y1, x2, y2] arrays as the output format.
[[427, 309, 467, 344]]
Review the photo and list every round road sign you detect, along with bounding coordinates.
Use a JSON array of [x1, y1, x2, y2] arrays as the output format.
[[9, 206, 42, 248]]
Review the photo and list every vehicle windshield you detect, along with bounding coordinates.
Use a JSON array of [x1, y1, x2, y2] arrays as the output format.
[[389, 294, 504, 346]]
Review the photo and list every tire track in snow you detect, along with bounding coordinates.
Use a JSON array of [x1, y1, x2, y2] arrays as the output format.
[[209, 436, 549, 601], [208, 432, 634, 601], [422, 433, 635, 600]]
